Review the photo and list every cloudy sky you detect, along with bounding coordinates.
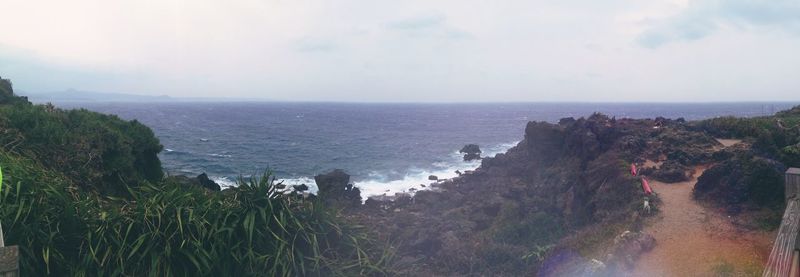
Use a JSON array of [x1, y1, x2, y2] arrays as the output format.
[[1, 0, 799, 102]]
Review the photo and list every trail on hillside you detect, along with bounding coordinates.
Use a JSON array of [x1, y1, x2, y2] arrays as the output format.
[[631, 140, 774, 276]]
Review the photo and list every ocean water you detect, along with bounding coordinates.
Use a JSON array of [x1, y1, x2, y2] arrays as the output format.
[[59, 102, 797, 197]]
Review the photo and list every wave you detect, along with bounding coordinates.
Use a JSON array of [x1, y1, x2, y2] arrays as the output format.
[[208, 153, 233, 158], [208, 141, 519, 198], [162, 149, 190, 156], [356, 141, 518, 197], [211, 176, 238, 189], [277, 177, 318, 193]]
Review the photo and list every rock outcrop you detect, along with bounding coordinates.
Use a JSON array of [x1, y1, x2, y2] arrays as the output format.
[[347, 113, 677, 275], [196, 173, 222, 191], [315, 169, 361, 207], [168, 172, 221, 191], [460, 144, 482, 161], [342, 109, 791, 276]]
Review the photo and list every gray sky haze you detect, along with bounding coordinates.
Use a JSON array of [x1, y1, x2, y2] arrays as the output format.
[[1, 0, 799, 102]]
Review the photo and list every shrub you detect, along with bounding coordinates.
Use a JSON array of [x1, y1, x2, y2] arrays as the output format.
[[0, 81, 162, 195], [0, 156, 388, 276]]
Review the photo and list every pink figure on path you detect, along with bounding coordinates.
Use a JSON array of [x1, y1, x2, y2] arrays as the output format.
[[641, 177, 653, 195]]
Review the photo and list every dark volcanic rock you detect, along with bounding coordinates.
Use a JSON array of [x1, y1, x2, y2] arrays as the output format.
[[428, 175, 438, 181], [197, 173, 221, 191], [315, 169, 361, 207], [345, 112, 729, 276], [460, 144, 482, 161], [167, 172, 221, 191], [292, 184, 309, 192], [460, 144, 482, 154]]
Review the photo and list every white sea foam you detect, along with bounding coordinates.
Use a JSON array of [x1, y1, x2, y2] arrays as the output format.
[[211, 176, 238, 189], [277, 177, 319, 193], [210, 141, 519, 198], [355, 141, 519, 197]]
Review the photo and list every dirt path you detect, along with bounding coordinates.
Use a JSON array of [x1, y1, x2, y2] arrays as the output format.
[[716, 139, 742, 148], [630, 167, 774, 276]]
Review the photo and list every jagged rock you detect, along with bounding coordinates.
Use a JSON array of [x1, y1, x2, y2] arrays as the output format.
[[196, 173, 222, 191], [559, 117, 576, 125], [460, 144, 482, 161], [315, 169, 361, 207], [460, 144, 482, 154], [167, 172, 221, 191], [292, 184, 309, 192]]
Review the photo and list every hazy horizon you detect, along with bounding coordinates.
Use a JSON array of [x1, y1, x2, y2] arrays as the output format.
[[2, 0, 800, 102]]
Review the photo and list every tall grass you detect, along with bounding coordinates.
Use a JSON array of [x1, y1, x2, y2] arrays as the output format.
[[0, 150, 390, 276]]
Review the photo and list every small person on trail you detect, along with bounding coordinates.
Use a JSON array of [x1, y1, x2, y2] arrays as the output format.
[[643, 197, 651, 214]]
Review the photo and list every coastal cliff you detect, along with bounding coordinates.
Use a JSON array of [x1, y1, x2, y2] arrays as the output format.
[[324, 110, 797, 275]]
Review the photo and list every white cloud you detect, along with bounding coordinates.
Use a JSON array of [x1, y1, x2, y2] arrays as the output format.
[[637, 0, 800, 48], [1, 0, 799, 101]]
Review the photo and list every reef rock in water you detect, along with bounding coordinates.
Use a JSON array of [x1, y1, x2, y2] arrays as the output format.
[[460, 144, 482, 161]]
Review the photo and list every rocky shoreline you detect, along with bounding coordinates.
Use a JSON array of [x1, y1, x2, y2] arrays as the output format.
[[311, 109, 798, 276]]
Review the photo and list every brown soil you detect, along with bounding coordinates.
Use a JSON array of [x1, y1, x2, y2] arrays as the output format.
[[643, 160, 663, 169], [630, 167, 774, 276]]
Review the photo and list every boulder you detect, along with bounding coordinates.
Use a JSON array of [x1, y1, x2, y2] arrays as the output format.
[[428, 175, 438, 181], [315, 169, 362, 207], [167, 173, 221, 191], [463, 153, 481, 161], [196, 173, 222, 191], [292, 184, 309, 192], [460, 144, 482, 154], [460, 144, 482, 161]]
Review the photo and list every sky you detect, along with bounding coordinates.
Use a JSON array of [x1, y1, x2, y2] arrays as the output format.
[[1, 0, 799, 102]]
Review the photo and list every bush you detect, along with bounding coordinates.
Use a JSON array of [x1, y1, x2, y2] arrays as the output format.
[[0, 155, 388, 276], [0, 82, 162, 195], [696, 110, 800, 167]]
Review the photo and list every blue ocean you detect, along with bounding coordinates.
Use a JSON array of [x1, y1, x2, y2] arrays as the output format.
[[61, 102, 797, 196]]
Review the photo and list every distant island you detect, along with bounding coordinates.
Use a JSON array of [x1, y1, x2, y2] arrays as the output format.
[[23, 88, 270, 103], [23, 88, 173, 103]]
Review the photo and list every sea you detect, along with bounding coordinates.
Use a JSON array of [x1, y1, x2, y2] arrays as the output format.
[[57, 102, 798, 197]]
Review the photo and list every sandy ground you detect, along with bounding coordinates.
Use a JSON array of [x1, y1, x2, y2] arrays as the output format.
[[630, 167, 775, 276], [716, 138, 742, 149], [643, 160, 663, 169]]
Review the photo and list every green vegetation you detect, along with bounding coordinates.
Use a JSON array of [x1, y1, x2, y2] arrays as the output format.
[[693, 108, 800, 211], [0, 97, 163, 195], [696, 110, 800, 168], [0, 76, 389, 276]]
